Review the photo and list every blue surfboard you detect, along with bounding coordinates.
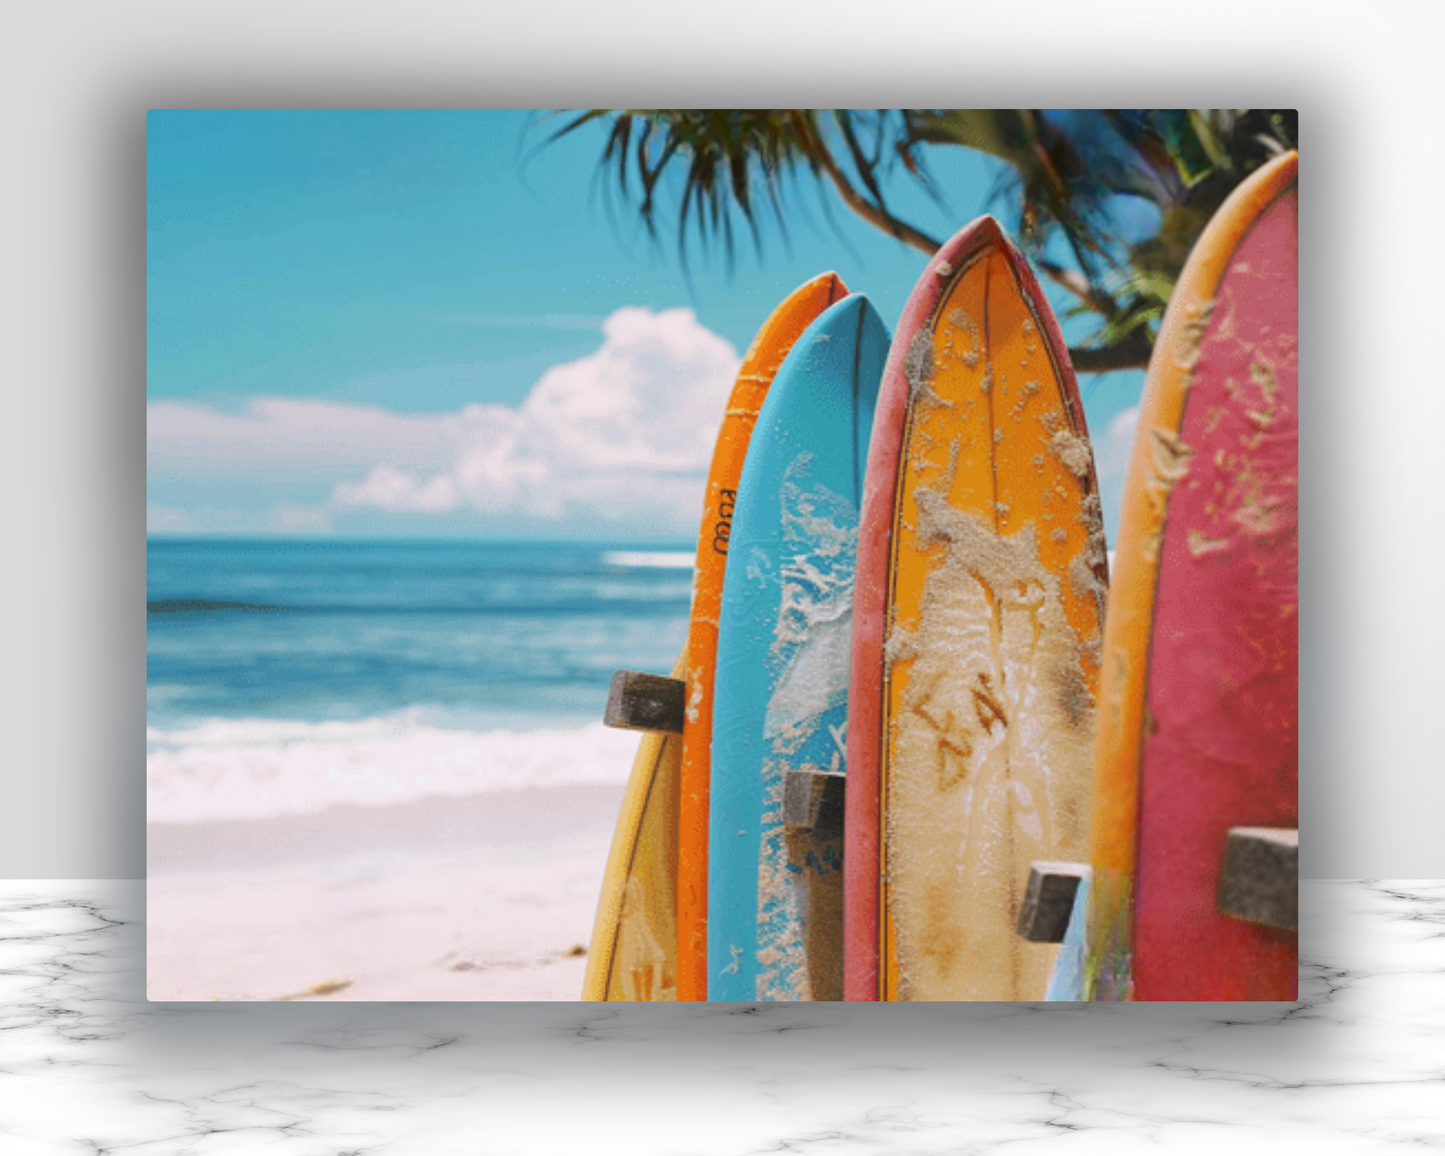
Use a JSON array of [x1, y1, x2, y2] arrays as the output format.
[[708, 294, 888, 1001], [1044, 869, 1091, 1001]]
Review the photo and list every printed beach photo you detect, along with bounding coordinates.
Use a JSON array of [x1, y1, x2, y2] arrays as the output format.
[[147, 111, 1297, 1001]]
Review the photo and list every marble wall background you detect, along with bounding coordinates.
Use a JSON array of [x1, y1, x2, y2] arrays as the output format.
[[3, 879, 1441, 1153]]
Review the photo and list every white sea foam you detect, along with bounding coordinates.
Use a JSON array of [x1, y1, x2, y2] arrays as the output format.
[[600, 550, 695, 570], [146, 714, 640, 825]]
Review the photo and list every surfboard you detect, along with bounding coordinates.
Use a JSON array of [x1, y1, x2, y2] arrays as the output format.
[[587, 273, 847, 1002], [582, 655, 684, 1001], [844, 216, 1108, 1001], [708, 294, 888, 1001], [1043, 870, 1090, 1000], [1083, 150, 1298, 1001], [676, 271, 849, 1001]]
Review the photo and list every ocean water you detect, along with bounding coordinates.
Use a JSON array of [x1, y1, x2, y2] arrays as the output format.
[[146, 538, 694, 824]]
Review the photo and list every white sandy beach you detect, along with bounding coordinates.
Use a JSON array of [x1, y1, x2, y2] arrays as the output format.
[[146, 783, 625, 1002]]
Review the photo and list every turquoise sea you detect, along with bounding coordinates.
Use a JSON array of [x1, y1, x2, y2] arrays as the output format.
[[146, 538, 694, 823]]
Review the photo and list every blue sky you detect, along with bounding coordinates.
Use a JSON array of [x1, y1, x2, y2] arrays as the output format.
[[147, 109, 1145, 543]]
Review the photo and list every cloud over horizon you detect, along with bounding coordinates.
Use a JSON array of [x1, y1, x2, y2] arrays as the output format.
[[147, 307, 742, 538], [1096, 405, 1139, 481], [1090, 404, 1139, 550]]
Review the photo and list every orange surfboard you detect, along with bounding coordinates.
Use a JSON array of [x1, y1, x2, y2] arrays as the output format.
[[845, 217, 1107, 1000], [1084, 151, 1298, 1000], [677, 272, 848, 1000]]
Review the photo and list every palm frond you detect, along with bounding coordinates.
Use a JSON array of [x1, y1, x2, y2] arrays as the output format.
[[534, 108, 1298, 375]]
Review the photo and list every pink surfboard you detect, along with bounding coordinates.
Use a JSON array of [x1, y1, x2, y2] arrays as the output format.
[[1085, 150, 1299, 1000]]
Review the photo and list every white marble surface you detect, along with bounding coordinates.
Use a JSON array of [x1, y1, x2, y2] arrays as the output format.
[[2, 880, 1442, 1154]]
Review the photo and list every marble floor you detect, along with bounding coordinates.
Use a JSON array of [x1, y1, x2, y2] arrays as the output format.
[[1, 879, 1442, 1154]]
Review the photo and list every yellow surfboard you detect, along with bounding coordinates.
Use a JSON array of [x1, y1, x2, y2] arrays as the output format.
[[852, 217, 1107, 1000], [582, 654, 685, 1001]]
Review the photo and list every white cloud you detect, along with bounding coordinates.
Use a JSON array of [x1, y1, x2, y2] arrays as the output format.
[[146, 500, 335, 538], [145, 504, 197, 534], [1090, 405, 1140, 552], [148, 307, 743, 536], [1096, 405, 1139, 480], [146, 397, 456, 473], [521, 307, 736, 473], [333, 464, 459, 514], [269, 503, 334, 533]]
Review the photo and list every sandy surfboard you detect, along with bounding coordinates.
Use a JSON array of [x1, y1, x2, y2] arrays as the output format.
[[676, 272, 849, 1001], [844, 216, 1108, 1001], [1084, 150, 1299, 1001], [709, 294, 888, 1001]]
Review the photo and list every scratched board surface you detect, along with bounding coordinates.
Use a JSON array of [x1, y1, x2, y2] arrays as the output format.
[[852, 217, 1107, 1001], [1084, 151, 1298, 1000], [708, 295, 887, 1000], [676, 272, 848, 1001]]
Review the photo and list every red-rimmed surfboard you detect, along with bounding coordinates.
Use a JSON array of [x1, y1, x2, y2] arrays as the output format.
[[1084, 150, 1299, 1001], [844, 216, 1108, 1001]]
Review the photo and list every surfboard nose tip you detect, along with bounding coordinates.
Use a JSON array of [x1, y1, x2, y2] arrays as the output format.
[[822, 291, 884, 328], [963, 213, 1005, 249], [930, 213, 1013, 275], [810, 294, 891, 368]]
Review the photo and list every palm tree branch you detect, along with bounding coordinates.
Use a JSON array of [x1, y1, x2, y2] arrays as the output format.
[[1067, 329, 1154, 373], [536, 108, 1297, 376], [1036, 259, 1121, 320], [806, 133, 941, 255]]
